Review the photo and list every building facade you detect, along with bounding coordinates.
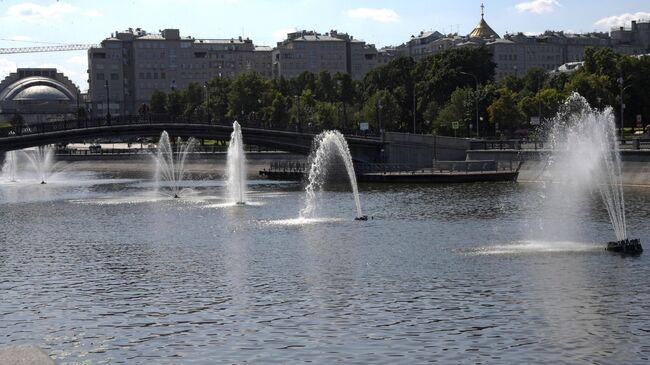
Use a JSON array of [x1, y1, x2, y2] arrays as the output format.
[[395, 5, 650, 80], [272, 30, 380, 80], [87, 28, 272, 117], [0, 68, 80, 125]]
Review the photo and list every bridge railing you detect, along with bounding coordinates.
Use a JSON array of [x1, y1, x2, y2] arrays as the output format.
[[0, 114, 382, 140]]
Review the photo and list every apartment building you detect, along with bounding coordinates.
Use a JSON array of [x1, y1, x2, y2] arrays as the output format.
[[272, 30, 380, 80], [87, 28, 272, 117]]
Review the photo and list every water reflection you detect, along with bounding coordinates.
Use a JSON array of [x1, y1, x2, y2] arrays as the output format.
[[0, 170, 649, 363]]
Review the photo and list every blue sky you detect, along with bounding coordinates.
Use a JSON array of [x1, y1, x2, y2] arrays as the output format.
[[1, 0, 648, 91]]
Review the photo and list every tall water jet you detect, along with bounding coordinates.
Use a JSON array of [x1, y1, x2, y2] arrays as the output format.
[[543, 93, 639, 253], [153, 131, 197, 198], [22, 146, 55, 184], [300, 130, 365, 220], [1, 151, 18, 182], [226, 121, 247, 205]]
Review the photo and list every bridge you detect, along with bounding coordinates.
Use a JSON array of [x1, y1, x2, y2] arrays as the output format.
[[0, 116, 384, 162]]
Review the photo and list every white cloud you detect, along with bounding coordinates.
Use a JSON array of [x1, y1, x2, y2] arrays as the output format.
[[594, 12, 650, 29], [3, 2, 101, 23], [66, 55, 87, 65], [515, 0, 560, 14], [272, 28, 296, 41], [346, 8, 400, 23], [10, 35, 33, 41], [0, 58, 18, 79]]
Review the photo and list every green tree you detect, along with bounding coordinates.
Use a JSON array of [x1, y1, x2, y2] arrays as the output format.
[[356, 90, 400, 133], [270, 94, 289, 129], [183, 82, 206, 119], [433, 87, 474, 136], [206, 76, 231, 122], [315, 71, 336, 102], [487, 88, 525, 136], [228, 73, 269, 121], [167, 90, 185, 117], [150, 90, 168, 114]]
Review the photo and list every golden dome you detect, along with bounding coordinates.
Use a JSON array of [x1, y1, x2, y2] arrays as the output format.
[[468, 3, 500, 39]]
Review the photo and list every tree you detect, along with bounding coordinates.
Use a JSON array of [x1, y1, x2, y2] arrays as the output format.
[[270, 94, 289, 129], [183, 82, 205, 119], [228, 72, 269, 121], [289, 89, 316, 131], [207, 76, 231, 122], [356, 90, 400, 133], [315, 71, 336, 102], [150, 90, 168, 114], [335, 72, 355, 130], [167, 90, 186, 117], [487, 88, 525, 136], [433, 87, 474, 136]]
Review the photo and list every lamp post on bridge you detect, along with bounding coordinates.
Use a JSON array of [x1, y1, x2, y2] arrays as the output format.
[[105, 80, 111, 125], [460, 71, 480, 138], [204, 81, 211, 123]]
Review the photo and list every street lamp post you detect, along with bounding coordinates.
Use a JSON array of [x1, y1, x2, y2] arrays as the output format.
[[412, 83, 417, 134], [204, 81, 210, 123], [460, 71, 479, 138], [105, 80, 111, 124], [377, 99, 383, 139], [618, 76, 629, 139]]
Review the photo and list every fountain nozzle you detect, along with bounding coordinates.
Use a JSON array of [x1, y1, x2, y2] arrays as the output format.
[[355, 215, 368, 221], [607, 238, 643, 254], [173, 194, 180, 199], [40, 181, 46, 185]]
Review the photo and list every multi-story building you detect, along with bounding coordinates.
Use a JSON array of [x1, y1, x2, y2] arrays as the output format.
[[272, 30, 380, 80], [395, 5, 650, 80], [87, 28, 272, 117]]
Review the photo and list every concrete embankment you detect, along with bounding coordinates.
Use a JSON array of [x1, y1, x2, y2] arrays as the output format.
[[467, 149, 650, 186]]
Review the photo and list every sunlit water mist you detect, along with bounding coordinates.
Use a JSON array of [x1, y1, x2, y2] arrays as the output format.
[[1, 151, 18, 182], [226, 121, 247, 205], [539, 93, 627, 241], [300, 130, 363, 219], [21, 145, 61, 184], [153, 131, 197, 198]]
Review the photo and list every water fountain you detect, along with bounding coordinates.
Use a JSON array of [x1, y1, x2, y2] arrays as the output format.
[[1, 151, 18, 182], [300, 130, 366, 220], [153, 131, 197, 198], [226, 121, 247, 205], [544, 93, 640, 254], [22, 146, 55, 184]]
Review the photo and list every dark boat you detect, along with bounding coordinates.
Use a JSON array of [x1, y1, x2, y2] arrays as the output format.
[[606, 238, 643, 254]]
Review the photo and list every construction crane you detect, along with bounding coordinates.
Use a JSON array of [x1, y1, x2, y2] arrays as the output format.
[[0, 44, 98, 54]]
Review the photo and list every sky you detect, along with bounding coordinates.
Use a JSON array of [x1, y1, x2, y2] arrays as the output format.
[[1, 0, 648, 92]]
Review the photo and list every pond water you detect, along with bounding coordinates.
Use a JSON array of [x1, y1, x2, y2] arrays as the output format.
[[1, 168, 649, 364]]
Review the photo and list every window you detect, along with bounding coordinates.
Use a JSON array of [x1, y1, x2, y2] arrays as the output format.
[[97, 73, 105, 80], [139, 72, 144, 79], [110, 73, 119, 80]]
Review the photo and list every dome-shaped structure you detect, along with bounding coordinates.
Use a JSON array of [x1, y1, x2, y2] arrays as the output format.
[[13, 85, 70, 101], [0, 69, 80, 125], [468, 3, 500, 39], [0, 76, 76, 102]]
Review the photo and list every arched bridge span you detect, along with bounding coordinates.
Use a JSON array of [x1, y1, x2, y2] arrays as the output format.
[[0, 117, 384, 162]]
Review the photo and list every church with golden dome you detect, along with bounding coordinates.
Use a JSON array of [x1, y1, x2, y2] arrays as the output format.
[[468, 3, 500, 39], [394, 3, 648, 80]]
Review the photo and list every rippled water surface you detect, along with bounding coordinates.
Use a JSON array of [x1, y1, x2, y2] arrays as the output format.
[[1, 169, 650, 364]]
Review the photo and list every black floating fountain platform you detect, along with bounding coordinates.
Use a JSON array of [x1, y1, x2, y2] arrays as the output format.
[[355, 215, 368, 221], [606, 238, 643, 254]]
